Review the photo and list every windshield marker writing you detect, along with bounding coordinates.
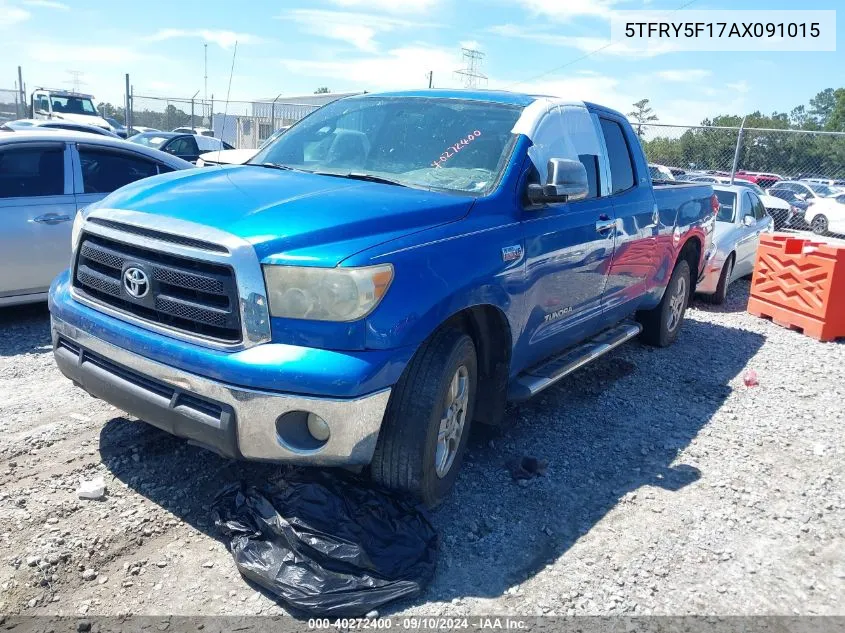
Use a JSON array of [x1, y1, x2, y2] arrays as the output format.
[[432, 130, 482, 168]]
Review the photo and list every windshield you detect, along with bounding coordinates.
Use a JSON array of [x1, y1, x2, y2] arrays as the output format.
[[258, 127, 288, 150], [715, 190, 736, 222], [733, 180, 765, 195], [131, 134, 170, 148], [807, 182, 834, 196], [250, 96, 523, 195], [50, 95, 97, 116]]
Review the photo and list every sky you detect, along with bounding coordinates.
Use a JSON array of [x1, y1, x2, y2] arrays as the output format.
[[0, 0, 841, 126]]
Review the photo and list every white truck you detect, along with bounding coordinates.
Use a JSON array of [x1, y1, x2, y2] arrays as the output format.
[[30, 88, 113, 132]]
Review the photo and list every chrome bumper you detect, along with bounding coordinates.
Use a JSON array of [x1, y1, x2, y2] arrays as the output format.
[[51, 317, 390, 466]]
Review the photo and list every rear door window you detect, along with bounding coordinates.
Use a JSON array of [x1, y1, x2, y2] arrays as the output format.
[[166, 136, 199, 157], [598, 118, 635, 194], [78, 147, 159, 193], [0, 145, 64, 198]]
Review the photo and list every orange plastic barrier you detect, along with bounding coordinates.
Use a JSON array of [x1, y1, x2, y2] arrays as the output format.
[[747, 234, 845, 342]]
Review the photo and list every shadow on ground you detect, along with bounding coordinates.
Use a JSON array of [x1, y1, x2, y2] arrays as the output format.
[[99, 317, 765, 609], [0, 302, 52, 357]]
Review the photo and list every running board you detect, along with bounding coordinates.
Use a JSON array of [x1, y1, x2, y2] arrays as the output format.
[[508, 321, 642, 402]]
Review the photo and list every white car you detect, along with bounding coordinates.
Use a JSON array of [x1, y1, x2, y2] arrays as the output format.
[[196, 126, 290, 167], [648, 163, 675, 181], [804, 194, 845, 236], [697, 185, 774, 304], [690, 175, 794, 229], [172, 126, 215, 137], [767, 180, 839, 202], [0, 131, 193, 306]]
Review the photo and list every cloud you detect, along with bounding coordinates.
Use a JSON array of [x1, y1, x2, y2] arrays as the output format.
[[0, 2, 29, 27], [280, 45, 462, 90], [147, 28, 260, 49], [326, 0, 438, 13], [727, 80, 751, 94], [516, 0, 623, 20], [460, 40, 481, 51], [23, 0, 68, 9], [280, 10, 421, 53], [492, 74, 635, 114], [488, 24, 672, 57], [26, 42, 149, 64], [656, 69, 712, 82]]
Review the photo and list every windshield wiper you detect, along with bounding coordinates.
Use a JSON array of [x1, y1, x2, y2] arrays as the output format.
[[250, 162, 297, 171], [314, 172, 408, 188]]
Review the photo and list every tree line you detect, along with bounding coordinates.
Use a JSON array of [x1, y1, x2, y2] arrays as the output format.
[[638, 88, 845, 178]]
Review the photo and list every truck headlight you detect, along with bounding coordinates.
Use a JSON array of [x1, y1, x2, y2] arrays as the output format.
[[71, 210, 85, 251], [263, 264, 393, 321]]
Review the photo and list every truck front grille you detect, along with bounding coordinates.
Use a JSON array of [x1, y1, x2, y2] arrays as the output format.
[[72, 233, 242, 344]]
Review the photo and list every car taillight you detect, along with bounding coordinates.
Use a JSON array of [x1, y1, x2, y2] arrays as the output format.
[[711, 193, 720, 216]]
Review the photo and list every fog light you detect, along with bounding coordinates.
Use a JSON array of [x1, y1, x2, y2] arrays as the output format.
[[307, 413, 330, 442]]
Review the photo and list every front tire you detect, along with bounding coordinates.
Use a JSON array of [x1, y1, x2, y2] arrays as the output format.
[[370, 328, 477, 508], [811, 214, 829, 235], [637, 258, 691, 347]]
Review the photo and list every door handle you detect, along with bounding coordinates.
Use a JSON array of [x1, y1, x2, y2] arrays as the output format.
[[595, 217, 616, 234], [32, 213, 71, 225]]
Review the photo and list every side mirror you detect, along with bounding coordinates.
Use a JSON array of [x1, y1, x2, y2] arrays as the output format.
[[742, 215, 755, 227], [527, 158, 589, 205]]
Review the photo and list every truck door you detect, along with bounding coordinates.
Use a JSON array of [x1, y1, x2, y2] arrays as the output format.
[[597, 115, 659, 323], [0, 141, 75, 300], [516, 104, 617, 370], [32, 92, 51, 119]]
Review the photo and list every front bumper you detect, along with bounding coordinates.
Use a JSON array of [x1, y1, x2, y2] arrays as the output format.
[[51, 316, 391, 465], [696, 250, 727, 295]]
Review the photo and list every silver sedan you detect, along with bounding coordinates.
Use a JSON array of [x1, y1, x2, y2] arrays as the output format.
[[0, 131, 193, 307], [697, 184, 774, 304]]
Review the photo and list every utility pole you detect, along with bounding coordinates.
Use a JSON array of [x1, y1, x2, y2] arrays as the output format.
[[17, 66, 25, 118], [426, 71, 433, 89], [204, 43, 208, 105], [454, 48, 487, 89]]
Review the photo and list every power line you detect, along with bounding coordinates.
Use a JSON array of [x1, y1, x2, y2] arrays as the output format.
[[454, 48, 487, 89], [505, 0, 701, 89], [65, 70, 86, 93]]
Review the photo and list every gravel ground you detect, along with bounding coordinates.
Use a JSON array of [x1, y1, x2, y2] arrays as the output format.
[[0, 280, 843, 617]]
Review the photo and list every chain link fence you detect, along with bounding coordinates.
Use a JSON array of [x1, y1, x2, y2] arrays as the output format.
[[640, 123, 845, 181], [129, 95, 321, 149], [0, 88, 27, 124]]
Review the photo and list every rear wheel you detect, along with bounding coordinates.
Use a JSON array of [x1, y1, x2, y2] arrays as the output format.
[[811, 214, 829, 235], [370, 328, 477, 508], [638, 259, 691, 347], [704, 254, 734, 305]]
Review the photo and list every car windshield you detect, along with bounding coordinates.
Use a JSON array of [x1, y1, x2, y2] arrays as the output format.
[[250, 96, 523, 195], [734, 180, 765, 195], [807, 182, 834, 196], [131, 134, 170, 148], [715, 190, 737, 222], [50, 95, 97, 116]]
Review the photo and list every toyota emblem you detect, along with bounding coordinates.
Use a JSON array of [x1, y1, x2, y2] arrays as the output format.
[[123, 267, 150, 298]]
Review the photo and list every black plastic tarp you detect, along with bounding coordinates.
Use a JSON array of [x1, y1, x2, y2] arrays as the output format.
[[212, 472, 438, 617]]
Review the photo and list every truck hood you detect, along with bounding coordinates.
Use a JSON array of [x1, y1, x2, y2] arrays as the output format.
[[52, 112, 112, 130], [95, 165, 474, 265]]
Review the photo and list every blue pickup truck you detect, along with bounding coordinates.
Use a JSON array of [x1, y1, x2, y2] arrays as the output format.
[[49, 90, 716, 506]]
